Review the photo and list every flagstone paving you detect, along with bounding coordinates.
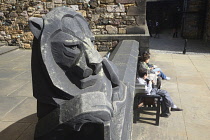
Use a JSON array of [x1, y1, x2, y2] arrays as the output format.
[[132, 35, 210, 140], [0, 34, 210, 139]]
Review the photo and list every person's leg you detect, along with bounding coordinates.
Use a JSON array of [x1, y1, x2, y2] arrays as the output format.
[[160, 99, 170, 117], [156, 89, 174, 107], [156, 76, 161, 89], [151, 89, 170, 117], [152, 68, 167, 80], [156, 89, 183, 111], [158, 71, 167, 79], [149, 28, 153, 37], [152, 68, 161, 72], [154, 28, 158, 38]]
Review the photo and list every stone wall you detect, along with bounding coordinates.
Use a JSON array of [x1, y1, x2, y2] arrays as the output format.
[[204, 0, 210, 41], [0, 0, 147, 50], [182, 0, 206, 39]]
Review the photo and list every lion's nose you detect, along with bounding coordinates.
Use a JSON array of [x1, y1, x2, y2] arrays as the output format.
[[73, 60, 102, 79], [72, 52, 92, 78], [88, 63, 102, 75], [83, 67, 93, 78]]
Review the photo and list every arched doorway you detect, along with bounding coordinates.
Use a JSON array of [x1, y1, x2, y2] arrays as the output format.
[[146, 0, 183, 35]]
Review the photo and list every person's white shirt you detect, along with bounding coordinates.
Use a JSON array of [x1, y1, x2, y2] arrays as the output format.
[[137, 77, 152, 95]]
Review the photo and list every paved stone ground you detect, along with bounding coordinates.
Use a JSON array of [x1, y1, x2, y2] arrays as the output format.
[[133, 34, 210, 140], [0, 49, 36, 140], [0, 34, 210, 140], [149, 31, 210, 55]]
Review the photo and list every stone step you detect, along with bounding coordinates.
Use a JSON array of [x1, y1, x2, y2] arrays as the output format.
[[0, 41, 8, 47], [0, 45, 19, 55]]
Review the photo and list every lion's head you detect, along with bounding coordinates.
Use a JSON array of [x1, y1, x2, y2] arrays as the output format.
[[29, 7, 104, 95]]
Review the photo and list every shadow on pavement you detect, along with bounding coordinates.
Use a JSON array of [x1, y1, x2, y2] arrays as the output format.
[[149, 33, 210, 54], [0, 114, 37, 140]]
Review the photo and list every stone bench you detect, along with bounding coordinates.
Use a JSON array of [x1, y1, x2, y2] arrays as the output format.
[[133, 83, 161, 126], [108, 40, 139, 139]]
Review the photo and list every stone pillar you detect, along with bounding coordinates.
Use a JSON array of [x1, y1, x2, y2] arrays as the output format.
[[182, 0, 207, 39], [126, 0, 147, 34], [204, 0, 210, 41]]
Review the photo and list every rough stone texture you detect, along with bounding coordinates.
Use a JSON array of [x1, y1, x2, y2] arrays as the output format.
[[23, 43, 31, 49], [109, 40, 139, 140], [95, 34, 149, 54], [54, 0, 63, 4], [77, 10, 86, 17], [136, 0, 146, 6], [126, 26, 145, 34], [46, 2, 54, 9], [127, 6, 140, 16], [91, 14, 100, 21], [182, 0, 207, 39], [101, 0, 114, 4], [118, 28, 126, 34], [4, 0, 16, 4], [29, 7, 138, 140], [0, 0, 148, 50], [107, 5, 125, 13], [135, 15, 146, 25], [66, 0, 78, 4], [204, 0, 210, 41], [106, 25, 118, 34], [116, 0, 135, 3]]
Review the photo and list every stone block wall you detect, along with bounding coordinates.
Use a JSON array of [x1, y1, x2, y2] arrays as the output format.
[[182, 0, 206, 39], [205, 0, 210, 41], [0, 0, 147, 50]]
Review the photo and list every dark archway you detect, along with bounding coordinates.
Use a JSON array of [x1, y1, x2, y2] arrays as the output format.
[[146, 0, 183, 33]]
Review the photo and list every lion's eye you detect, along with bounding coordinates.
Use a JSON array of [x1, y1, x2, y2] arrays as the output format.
[[63, 44, 78, 50], [71, 45, 77, 50]]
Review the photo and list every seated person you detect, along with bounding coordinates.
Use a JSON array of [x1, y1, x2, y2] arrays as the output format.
[[137, 68, 183, 117], [138, 53, 170, 80], [141, 51, 156, 68]]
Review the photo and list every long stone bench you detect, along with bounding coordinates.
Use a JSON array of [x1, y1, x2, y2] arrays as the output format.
[[108, 40, 139, 139]]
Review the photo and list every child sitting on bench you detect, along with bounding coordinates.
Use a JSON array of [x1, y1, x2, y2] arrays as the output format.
[[137, 68, 183, 117], [139, 52, 170, 80]]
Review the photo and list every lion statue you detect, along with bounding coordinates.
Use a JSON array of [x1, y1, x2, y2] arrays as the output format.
[[29, 7, 130, 140]]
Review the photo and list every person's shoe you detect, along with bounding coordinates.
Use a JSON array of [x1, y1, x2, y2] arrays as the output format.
[[160, 113, 171, 118], [165, 77, 171, 80], [171, 107, 183, 111]]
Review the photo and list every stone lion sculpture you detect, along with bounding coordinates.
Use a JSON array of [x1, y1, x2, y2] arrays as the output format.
[[29, 7, 130, 140]]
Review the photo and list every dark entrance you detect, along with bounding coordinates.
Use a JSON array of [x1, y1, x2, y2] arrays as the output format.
[[146, 0, 183, 34]]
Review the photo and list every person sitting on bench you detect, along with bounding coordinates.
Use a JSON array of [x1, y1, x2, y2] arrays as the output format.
[[139, 52, 170, 80], [137, 68, 183, 117]]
